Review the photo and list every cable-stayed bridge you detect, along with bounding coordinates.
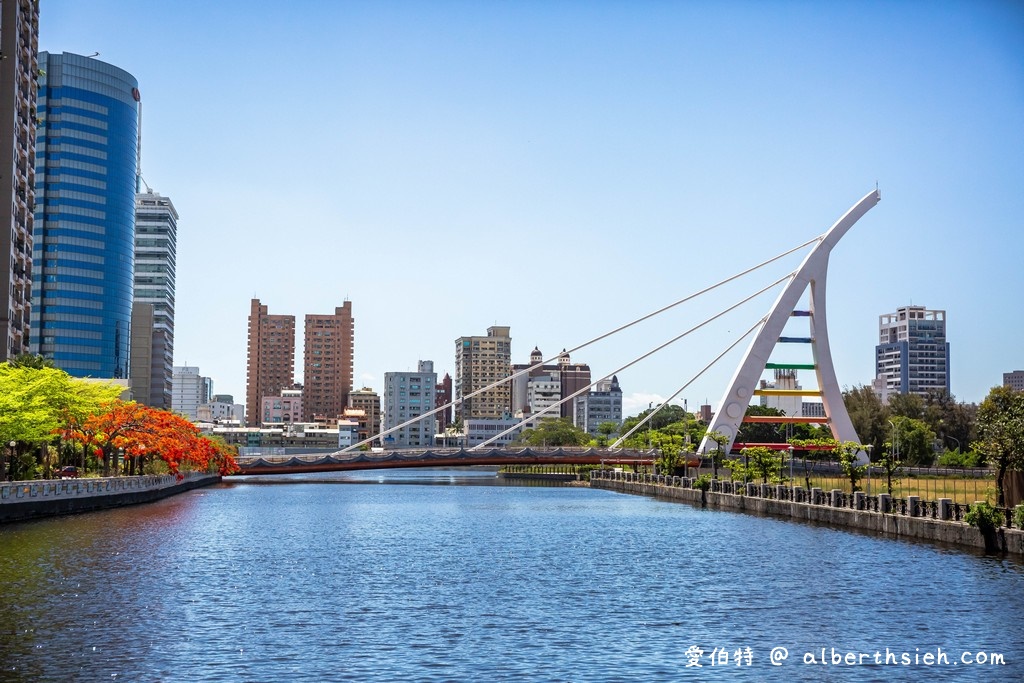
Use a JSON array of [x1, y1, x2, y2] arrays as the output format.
[[235, 189, 880, 476]]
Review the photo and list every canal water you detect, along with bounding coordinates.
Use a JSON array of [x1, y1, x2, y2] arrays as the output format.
[[1, 468, 1022, 682]]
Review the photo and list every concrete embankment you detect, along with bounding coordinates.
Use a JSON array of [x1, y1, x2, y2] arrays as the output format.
[[0, 471, 220, 523], [591, 472, 1024, 557]]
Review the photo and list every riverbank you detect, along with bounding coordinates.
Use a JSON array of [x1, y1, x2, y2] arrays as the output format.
[[0, 471, 221, 523], [590, 470, 1024, 557]]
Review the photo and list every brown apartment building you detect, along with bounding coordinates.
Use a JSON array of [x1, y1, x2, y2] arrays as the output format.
[[303, 302, 354, 421], [246, 299, 295, 426]]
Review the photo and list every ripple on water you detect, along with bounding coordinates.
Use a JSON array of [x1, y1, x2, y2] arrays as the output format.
[[0, 475, 1022, 682]]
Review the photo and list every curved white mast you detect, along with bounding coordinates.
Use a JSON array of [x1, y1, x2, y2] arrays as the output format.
[[698, 189, 881, 462]]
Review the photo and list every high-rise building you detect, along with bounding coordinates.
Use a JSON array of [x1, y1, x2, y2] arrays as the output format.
[[172, 365, 211, 420], [1004, 371, 1024, 392], [435, 372, 452, 431], [382, 361, 437, 447], [875, 305, 949, 399], [0, 0, 39, 361], [130, 190, 177, 408], [302, 302, 354, 421], [246, 298, 295, 426], [455, 325, 511, 421], [31, 53, 139, 377], [557, 350, 591, 419]]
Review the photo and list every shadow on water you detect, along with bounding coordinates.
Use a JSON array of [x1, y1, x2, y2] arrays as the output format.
[[224, 466, 577, 488]]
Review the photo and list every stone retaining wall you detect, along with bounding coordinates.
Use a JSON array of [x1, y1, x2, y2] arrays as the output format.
[[591, 472, 1024, 556], [0, 472, 221, 523]]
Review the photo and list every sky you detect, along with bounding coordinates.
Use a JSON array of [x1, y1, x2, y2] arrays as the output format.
[[39, 0, 1024, 417]]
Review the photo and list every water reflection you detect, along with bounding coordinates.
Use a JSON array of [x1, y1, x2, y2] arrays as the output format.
[[1, 470, 1022, 682]]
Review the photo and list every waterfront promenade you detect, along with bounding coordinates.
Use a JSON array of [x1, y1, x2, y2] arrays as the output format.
[[0, 471, 221, 523]]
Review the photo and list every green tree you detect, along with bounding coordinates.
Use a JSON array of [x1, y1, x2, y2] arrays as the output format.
[[789, 437, 834, 491], [889, 416, 937, 467], [876, 444, 902, 495], [517, 418, 590, 447], [738, 446, 785, 484], [0, 364, 122, 479], [835, 441, 868, 492], [703, 429, 730, 479], [973, 385, 1024, 507], [843, 384, 890, 453], [888, 392, 925, 421], [5, 353, 56, 369]]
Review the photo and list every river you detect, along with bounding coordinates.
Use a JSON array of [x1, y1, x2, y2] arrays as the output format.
[[1, 468, 1021, 681]]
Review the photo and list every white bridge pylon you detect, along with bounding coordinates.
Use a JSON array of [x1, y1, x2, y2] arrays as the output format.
[[698, 189, 881, 463]]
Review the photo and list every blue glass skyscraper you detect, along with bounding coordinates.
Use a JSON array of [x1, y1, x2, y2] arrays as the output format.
[[31, 52, 138, 378]]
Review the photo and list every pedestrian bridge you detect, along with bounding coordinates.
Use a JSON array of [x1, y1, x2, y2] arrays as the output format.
[[232, 446, 654, 476]]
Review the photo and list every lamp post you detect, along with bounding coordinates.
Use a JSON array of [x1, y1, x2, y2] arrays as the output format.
[[865, 444, 874, 496], [6, 441, 14, 481], [946, 434, 961, 454], [788, 445, 795, 498]]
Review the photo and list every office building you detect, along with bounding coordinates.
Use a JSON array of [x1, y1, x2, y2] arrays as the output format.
[[455, 325, 511, 421], [875, 305, 949, 398], [0, 0, 39, 361], [573, 375, 623, 436], [172, 365, 211, 420], [302, 302, 354, 421], [1004, 371, 1024, 392], [382, 361, 437, 448], [246, 298, 295, 426], [31, 53, 139, 377], [130, 190, 177, 408]]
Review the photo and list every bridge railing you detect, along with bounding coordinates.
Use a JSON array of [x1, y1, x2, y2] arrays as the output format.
[[589, 469, 1021, 530]]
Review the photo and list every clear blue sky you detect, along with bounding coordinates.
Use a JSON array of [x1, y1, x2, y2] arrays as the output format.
[[40, 1, 1024, 415]]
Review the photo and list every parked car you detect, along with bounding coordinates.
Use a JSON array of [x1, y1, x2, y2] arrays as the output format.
[[57, 466, 79, 479]]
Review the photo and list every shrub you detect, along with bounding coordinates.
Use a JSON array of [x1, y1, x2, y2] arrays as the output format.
[[1013, 504, 1024, 530], [693, 474, 712, 492], [965, 501, 1004, 533]]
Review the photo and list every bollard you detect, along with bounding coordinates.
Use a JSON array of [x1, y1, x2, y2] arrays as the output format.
[[747, 483, 757, 497], [853, 491, 865, 510], [938, 498, 952, 521], [879, 493, 892, 513], [908, 495, 920, 517], [776, 484, 787, 500], [831, 489, 843, 507]]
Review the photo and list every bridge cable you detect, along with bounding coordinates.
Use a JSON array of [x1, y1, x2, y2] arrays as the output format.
[[470, 272, 793, 450], [340, 236, 817, 453], [608, 317, 765, 450]]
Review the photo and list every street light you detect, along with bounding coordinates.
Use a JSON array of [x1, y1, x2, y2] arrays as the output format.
[[788, 445, 795, 499], [6, 441, 14, 482], [865, 444, 874, 496]]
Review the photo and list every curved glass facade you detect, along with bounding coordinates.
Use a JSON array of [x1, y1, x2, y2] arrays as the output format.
[[31, 53, 138, 378]]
